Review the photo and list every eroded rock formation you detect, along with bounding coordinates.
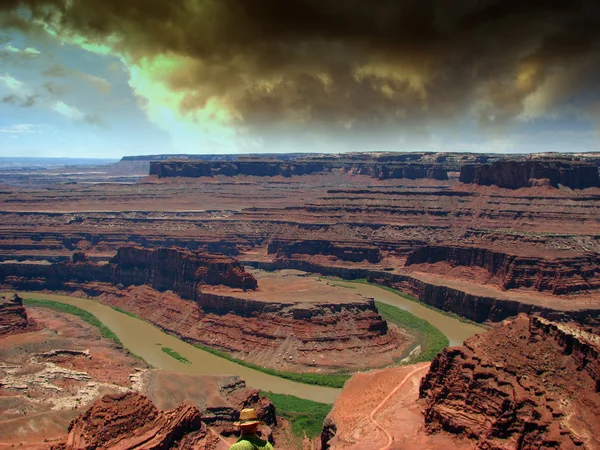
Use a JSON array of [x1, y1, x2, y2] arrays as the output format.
[[0, 250, 411, 373], [150, 159, 326, 178], [52, 373, 277, 450], [110, 246, 258, 293], [0, 293, 31, 336], [460, 159, 600, 189], [406, 245, 600, 294], [0, 246, 257, 301], [419, 314, 600, 449], [342, 162, 448, 180], [268, 238, 382, 263]]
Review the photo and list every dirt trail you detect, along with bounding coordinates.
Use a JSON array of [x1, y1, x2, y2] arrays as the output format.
[[369, 363, 430, 450]]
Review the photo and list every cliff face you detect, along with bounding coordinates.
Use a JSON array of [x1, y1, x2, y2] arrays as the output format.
[[406, 245, 600, 294], [109, 246, 258, 295], [0, 246, 257, 301], [343, 162, 448, 180], [459, 159, 600, 189], [52, 374, 277, 450], [419, 315, 600, 449], [0, 293, 31, 336], [149, 158, 449, 180], [267, 239, 382, 263], [150, 160, 326, 178], [245, 259, 600, 324]]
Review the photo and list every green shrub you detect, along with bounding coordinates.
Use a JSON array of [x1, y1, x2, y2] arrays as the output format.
[[375, 301, 449, 362], [161, 347, 191, 364], [259, 391, 331, 439], [23, 298, 149, 364]]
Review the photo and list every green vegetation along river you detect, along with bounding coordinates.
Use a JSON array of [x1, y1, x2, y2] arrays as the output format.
[[16, 292, 341, 403], [328, 281, 486, 346], [13, 281, 485, 402]]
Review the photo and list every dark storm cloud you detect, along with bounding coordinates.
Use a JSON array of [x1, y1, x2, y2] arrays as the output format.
[[2, 93, 38, 107], [2, 0, 600, 135]]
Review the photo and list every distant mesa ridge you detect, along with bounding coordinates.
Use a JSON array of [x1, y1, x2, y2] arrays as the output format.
[[459, 159, 600, 189]]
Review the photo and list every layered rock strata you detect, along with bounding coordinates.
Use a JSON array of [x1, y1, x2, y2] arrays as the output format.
[[342, 162, 448, 180], [406, 245, 600, 294], [267, 238, 382, 263], [52, 374, 277, 450], [0, 246, 258, 301], [150, 159, 326, 178], [150, 157, 450, 180], [419, 314, 600, 449], [246, 259, 600, 324], [460, 159, 600, 189], [0, 250, 410, 372], [0, 293, 31, 336]]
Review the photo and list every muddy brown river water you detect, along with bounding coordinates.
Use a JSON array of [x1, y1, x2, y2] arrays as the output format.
[[330, 281, 486, 347], [16, 292, 341, 403], [15, 283, 485, 403]]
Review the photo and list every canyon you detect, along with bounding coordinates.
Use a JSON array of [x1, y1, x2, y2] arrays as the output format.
[[2, 151, 600, 448], [0, 297, 282, 448], [0, 249, 413, 373], [322, 314, 600, 449]]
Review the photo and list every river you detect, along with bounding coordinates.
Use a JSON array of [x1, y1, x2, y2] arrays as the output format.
[[328, 281, 485, 346], [16, 292, 341, 403], [15, 284, 485, 403]]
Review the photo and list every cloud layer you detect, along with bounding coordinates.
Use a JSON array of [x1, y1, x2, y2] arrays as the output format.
[[2, 0, 600, 150]]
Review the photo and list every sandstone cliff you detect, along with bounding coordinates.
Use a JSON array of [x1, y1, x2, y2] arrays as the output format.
[[342, 162, 448, 180], [149, 158, 449, 180], [406, 245, 600, 294], [0, 293, 31, 336], [245, 259, 600, 324], [0, 246, 258, 301], [459, 159, 600, 189], [150, 159, 326, 178], [109, 246, 258, 294], [419, 315, 600, 449], [52, 377, 277, 450], [267, 238, 382, 263]]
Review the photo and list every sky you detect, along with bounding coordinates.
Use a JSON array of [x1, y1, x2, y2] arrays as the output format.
[[1, 0, 600, 158]]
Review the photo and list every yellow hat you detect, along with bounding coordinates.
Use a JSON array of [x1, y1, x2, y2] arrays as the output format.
[[233, 408, 265, 427]]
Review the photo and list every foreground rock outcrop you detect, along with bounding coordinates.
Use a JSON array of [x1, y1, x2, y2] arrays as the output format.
[[53, 373, 276, 450], [323, 315, 600, 449], [420, 314, 600, 449], [53, 392, 202, 450], [0, 293, 32, 336], [460, 159, 600, 189]]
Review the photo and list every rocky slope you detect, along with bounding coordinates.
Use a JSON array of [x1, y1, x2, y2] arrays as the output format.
[[420, 314, 600, 449], [460, 159, 600, 189], [406, 244, 600, 294], [52, 373, 276, 450], [150, 159, 327, 178], [0, 301, 147, 447], [0, 293, 32, 336], [0, 252, 412, 372], [267, 238, 382, 263], [323, 314, 600, 449], [0, 246, 258, 300]]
